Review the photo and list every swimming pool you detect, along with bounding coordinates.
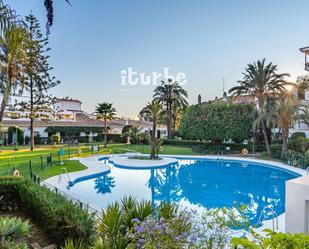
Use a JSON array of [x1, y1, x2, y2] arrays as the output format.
[[65, 157, 300, 227]]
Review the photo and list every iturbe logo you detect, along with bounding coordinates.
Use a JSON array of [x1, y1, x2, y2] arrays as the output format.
[[120, 67, 187, 86]]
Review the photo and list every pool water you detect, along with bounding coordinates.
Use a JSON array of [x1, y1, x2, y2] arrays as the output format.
[[67, 158, 300, 226]]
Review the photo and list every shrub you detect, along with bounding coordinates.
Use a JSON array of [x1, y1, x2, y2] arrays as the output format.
[[231, 229, 309, 248], [0, 216, 31, 248], [0, 177, 96, 246], [50, 134, 61, 144], [179, 102, 254, 143], [305, 149, 309, 167], [290, 132, 306, 140], [288, 133, 309, 153], [271, 138, 283, 145], [7, 127, 24, 145], [163, 139, 207, 147], [34, 133, 42, 145]]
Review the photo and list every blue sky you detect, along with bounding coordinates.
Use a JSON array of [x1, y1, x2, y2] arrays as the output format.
[[6, 0, 309, 117]]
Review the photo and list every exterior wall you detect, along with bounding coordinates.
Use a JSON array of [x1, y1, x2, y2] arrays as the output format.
[[286, 175, 309, 234], [54, 101, 81, 111], [23, 127, 49, 138]]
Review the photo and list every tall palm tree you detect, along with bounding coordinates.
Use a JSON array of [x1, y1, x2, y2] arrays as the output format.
[[139, 100, 164, 158], [274, 91, 300, 157], [229, 59, 289, 157], [0, 25, 27, 123], [153, 79, 188, 139], [95, 103, 116, 148]]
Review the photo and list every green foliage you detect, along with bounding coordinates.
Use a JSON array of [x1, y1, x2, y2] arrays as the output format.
[[231, 229, 309, 249], [288, 132, 309, 153], [61, 239, 86, 249], [0, 177, 96, 246], [0, 216, 31, 249], [153, 80, 188, 138], [122, 125, 133, 134], [305, 149, 309, 167], [179, 102, 254, 144], [46, 126, 103, 136], [98, 196, 155, 249], [122, 126, 146, 144], [290, 132, 306, 140], [163, 139, 206, 147], [50, 134, 60, 144], [7, 126, 24, 145], [0, 216, 31, 239], [148, 136, 163, 159]]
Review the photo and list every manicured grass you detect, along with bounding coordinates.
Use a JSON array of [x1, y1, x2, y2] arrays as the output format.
[[111, 144, 199, 155], [0, 143, 198, 178], [37, 160, 86, 180]]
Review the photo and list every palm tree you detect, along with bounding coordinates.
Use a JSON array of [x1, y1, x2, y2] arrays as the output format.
[[139, 100, 164, 158], [153, 79, 188, 138], [0, 25, 27, 123], [95, 102, 116, 148], [229, 59, 289, 157], [274, 91, 300, 157], [122, 126, 143, 145]]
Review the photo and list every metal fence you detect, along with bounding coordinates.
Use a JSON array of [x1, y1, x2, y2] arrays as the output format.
[[1, 145, 104, 180], [43, 181, 103, 218]]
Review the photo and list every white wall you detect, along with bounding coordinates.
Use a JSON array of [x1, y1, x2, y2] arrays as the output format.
[[54, 101, 81, 111], [286, 175, 309, 234], [23, 127, 49, 138]]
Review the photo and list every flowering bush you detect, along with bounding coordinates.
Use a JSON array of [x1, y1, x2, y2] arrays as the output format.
[[189, 207, 249, 249], [129, 216, 191, 249], [129, 204, 248, 249]]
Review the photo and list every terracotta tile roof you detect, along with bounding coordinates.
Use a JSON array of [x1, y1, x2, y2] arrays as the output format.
[[0, 112, 162, 129]]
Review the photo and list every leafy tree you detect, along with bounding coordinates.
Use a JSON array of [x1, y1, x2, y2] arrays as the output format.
[[13, 14, 60, 151], [229, 59, 289, 157], [95, 103, 116, 148], [154, 79, 188, 139], [179, 102, 254, 144], [139, 100, 164, 158]]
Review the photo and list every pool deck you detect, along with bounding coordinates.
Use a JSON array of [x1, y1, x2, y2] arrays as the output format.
[[42, 154, 306, 234]]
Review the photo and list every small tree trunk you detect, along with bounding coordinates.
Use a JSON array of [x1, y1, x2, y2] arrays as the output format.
[[261, 119, 271, 157], [0, 97, 7, 124], [150, 118, 157, 159], [0, 78, 12, 124], [30, 76, 34, 151], [281, 126, 289, 158], [104, 118, 107, 148], [167, 103, 172, 139], [30, 117, 34, 151]]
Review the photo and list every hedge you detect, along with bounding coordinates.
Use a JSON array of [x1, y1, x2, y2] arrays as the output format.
[[0, 177, 96, 246], [163, 139, 207, 147], [192, 143, 266, 154]]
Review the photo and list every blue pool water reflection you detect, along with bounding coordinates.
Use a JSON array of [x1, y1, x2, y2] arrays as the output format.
[[67, 158, 300, 226]]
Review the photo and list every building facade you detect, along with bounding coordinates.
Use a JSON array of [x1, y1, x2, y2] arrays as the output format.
[[0, 98, 167, 145]]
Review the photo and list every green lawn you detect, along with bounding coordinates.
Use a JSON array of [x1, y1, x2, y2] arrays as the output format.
[[37, 160, 86, 180], [0, 143, 198, 178]]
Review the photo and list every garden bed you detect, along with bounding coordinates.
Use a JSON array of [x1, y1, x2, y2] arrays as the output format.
[[0, 176, 96, 247], [0, 212, 52, 248]]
